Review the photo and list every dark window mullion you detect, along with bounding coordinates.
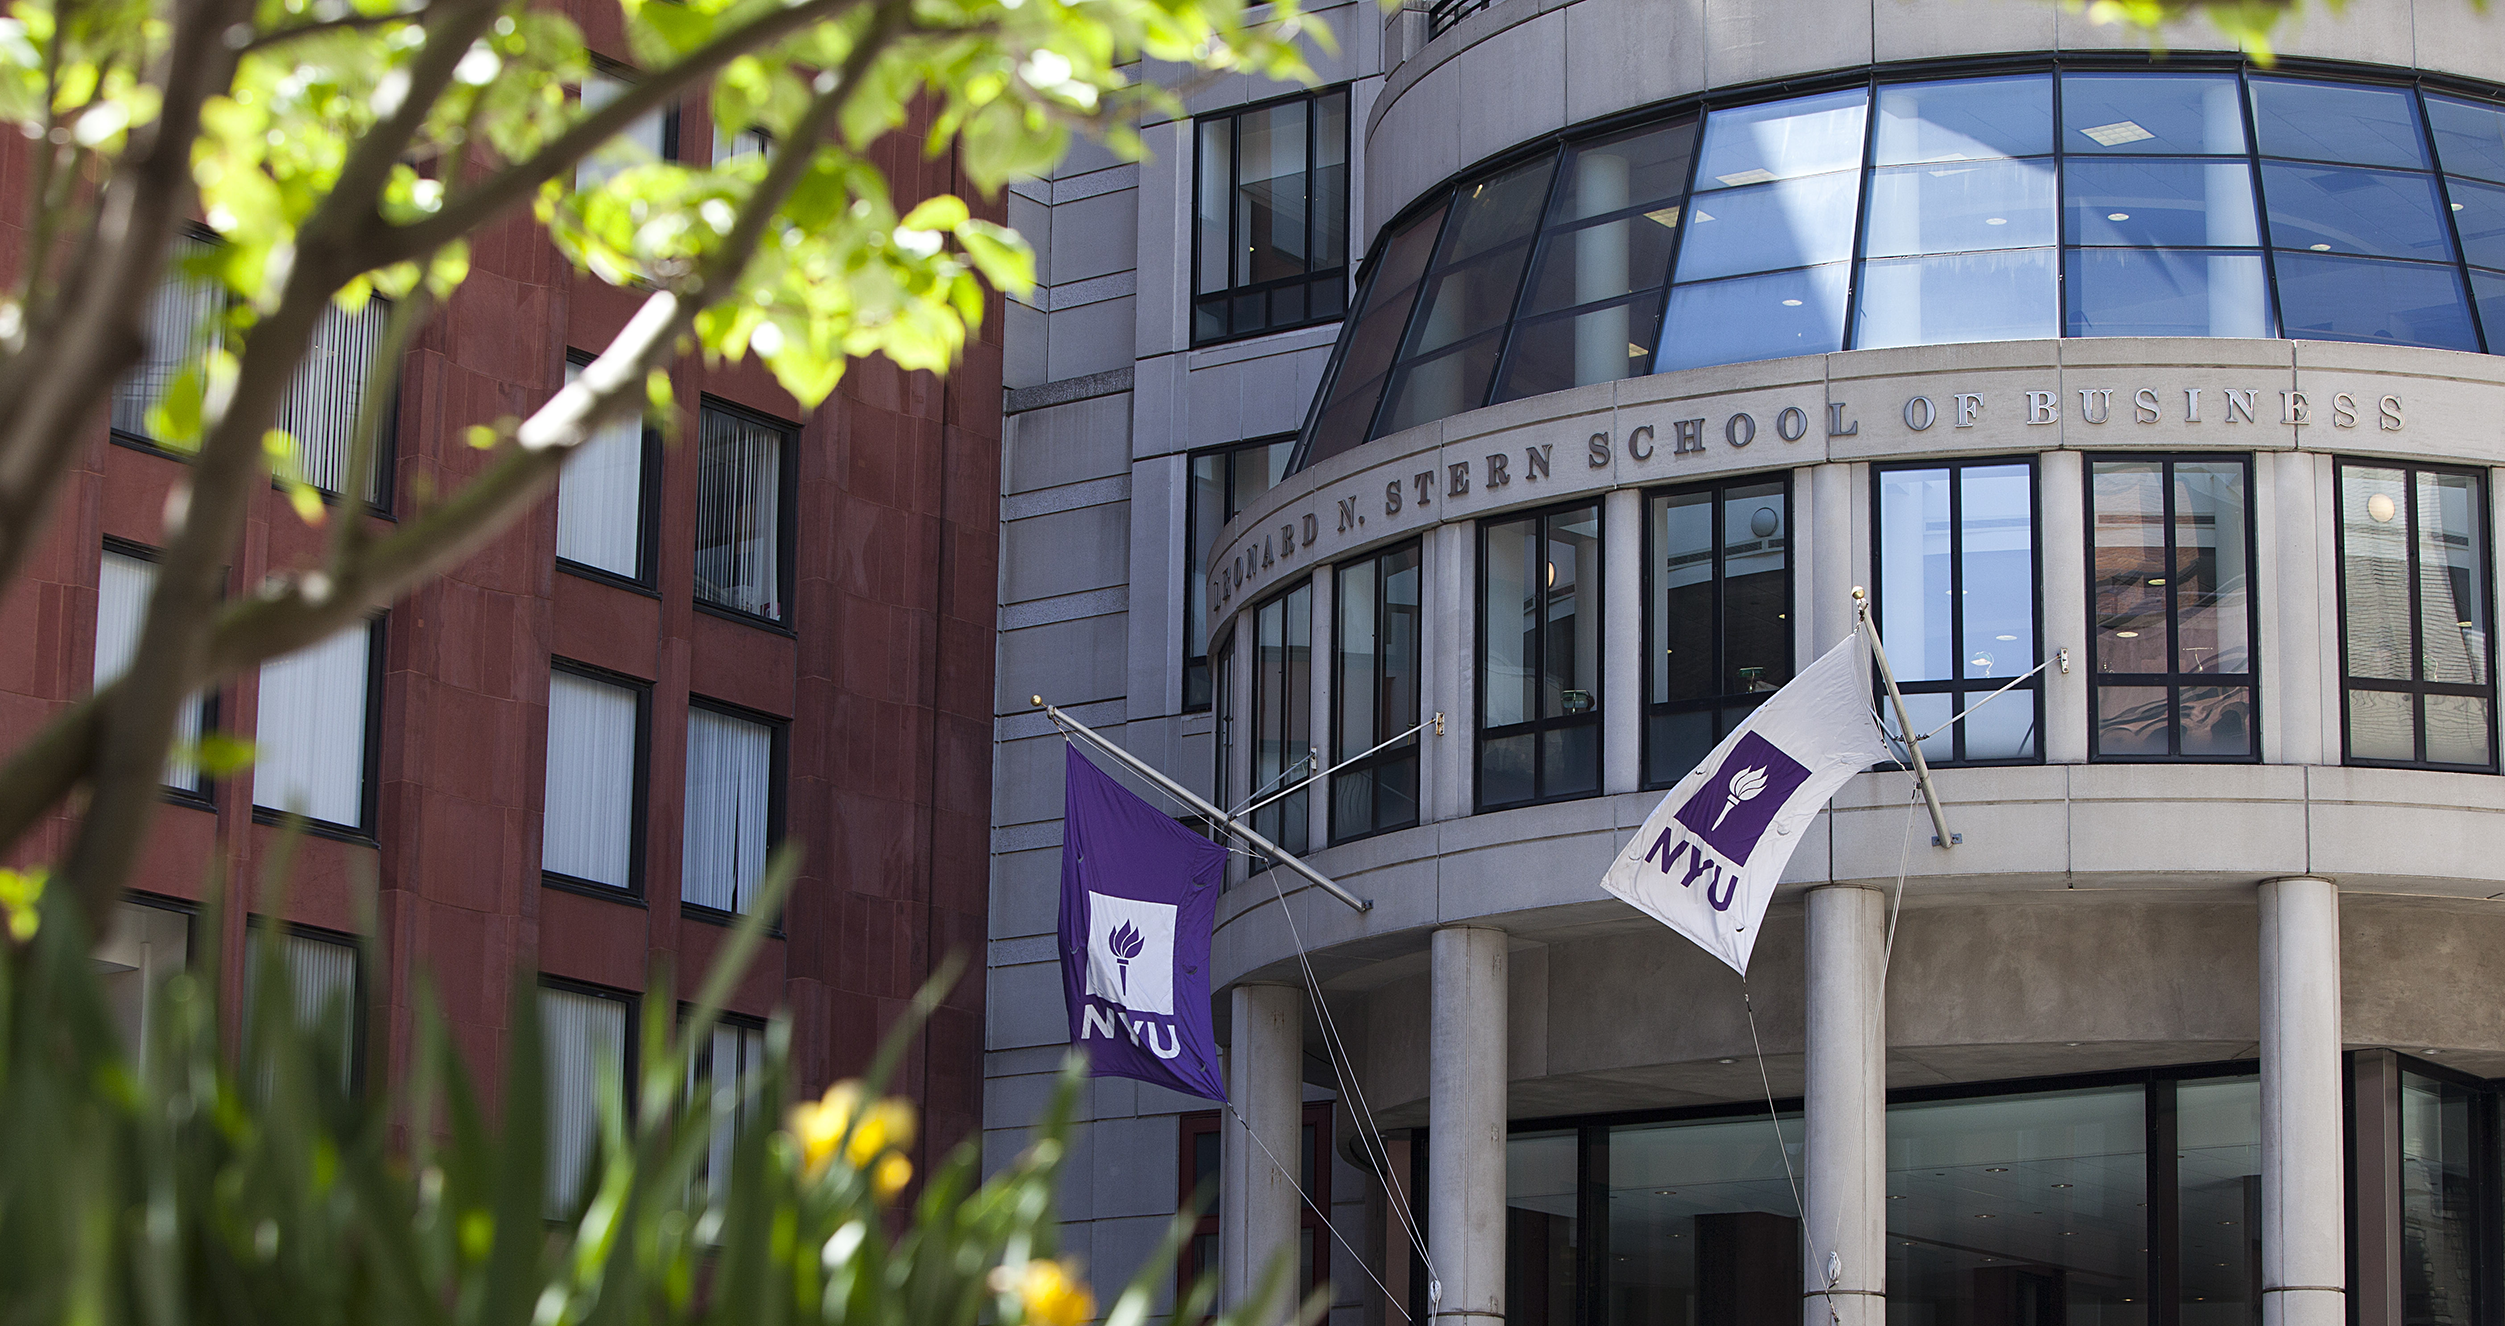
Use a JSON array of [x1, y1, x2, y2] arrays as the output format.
[[1840, 74, 1882, 351], [2406, 469, 2428, 763], [2235, 66, 2290, 337], [1948, 463, 1969, 763]]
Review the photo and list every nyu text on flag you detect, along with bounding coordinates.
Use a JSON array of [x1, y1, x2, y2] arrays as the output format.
[[1600, 634, 1891, 977], [1057, 744, 1227, 1101]]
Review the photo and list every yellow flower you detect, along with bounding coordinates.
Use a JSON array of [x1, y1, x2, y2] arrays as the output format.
[[873, 1152, 913, 1198], [0, 867, 43, 943], [1019, 1260, 1096, 1326], [786, 1081, 917, 1176], [848, 1097, 916, 1167], [789, 1082, 863, 1174]]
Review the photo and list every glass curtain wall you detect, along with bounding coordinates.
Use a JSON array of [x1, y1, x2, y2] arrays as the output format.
[[1874, 460, 2041, 765], [2429, 94, 2505, 338], [1375, 156, 1559, 436], [1480, 502, 1602, 809], [1857, 78, 2057, 349], [1645, 478, 1790, 788], [1333, 540, 1423, 843], [1251, 583, 1313, 854], [1187, 438, 1296, 709], [1494, 118, 1698, 400], [2062, 73, 2271, 337], [1193, 89, 1350, 343], [2337, 461, 2494, 770], [2400, 1070, 2481, 1326], [2088, 456, 2257, 760]]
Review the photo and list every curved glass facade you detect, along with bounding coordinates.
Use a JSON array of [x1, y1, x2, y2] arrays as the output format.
[[1295, 64, 2505, 471]]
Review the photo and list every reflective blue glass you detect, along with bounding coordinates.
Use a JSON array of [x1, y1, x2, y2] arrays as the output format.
[[2260, 163, 2458, 262], [2061, 72, 2248, 156], [2066, 157, 2259, 247], [2274, 252, 2479, 349], [1692, 87, 1868, 186], [1864, 159, 2055, 257], [2065, 249, 2272, 338], [2250, 77, 2432, 169], [2427, 93, 2505, 185], [1673, 171, 1862, 280], [1657, 263, 1849, 370], [2447, 176, 2505, 270], [1855, 248, 2056, 348], [1874, 75, 2052, 165], [2475, 269, 2505, 346]]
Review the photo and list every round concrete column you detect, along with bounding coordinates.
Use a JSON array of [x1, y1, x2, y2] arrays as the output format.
[[1430, 926, 1508, 1326], [2260, 876, 2345, 1326], [1223, 982, 1304, 1319], [1804, 884, 1885, 1326]]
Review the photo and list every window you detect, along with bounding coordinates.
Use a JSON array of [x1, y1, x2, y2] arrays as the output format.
[[1179, 1111, 1222, 1303], [95, 545, 211, 796], [1645, 479, 1789, 788], [253, 617, 381, 831], [1186, 438, 1295, 710], [1506, 1131, 1579, 1326], [2428, 93, 2505, 346], [541, 981, 634, 1216], [96, 898, 192, 1075], [681, 701, 780, 916], [1249, 582, 1313, 855], [1178, 1103, 1333, 1307], [1194, 88, 1350, 344], [1213, 629, 1238, 813], [2337, 462, 2493, 769], [687, 1015, 768, 1200], [1301, 204, 1447, 467], [1373, 155, 1557, 436], [271, 296, 394, 504], [2398, 1068, 2480, 1323], [556, 356, 653, 583], [1857, 76, 2057, 350], [245, 923, 361, 1091], [714, 121, 769, 166], [1332, 541, 1422, 844], [577, 69, 677, 190], [1481, 502, 1602, 810], [1874, 460, 2042, 766], [543, 664, 647, 893], [112, 234, 222, 448], [2062, 71, 2273, 338], [694, 401, 792, 623], [2088, 456, 2257, 761]]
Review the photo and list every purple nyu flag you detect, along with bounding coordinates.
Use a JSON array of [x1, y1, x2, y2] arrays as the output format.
[[1058, 745, 1227, 1101]]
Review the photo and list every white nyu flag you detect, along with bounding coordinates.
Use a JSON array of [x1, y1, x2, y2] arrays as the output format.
[[1600, 635, 1890, 976]]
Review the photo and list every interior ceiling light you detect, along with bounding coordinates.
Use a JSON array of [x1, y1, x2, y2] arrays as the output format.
[[2052, 1183, 2074, 1188], [2108, 212, 2131, 221], [1985, 1167, 2009, 1172], [2081, 120, 2155, 147], [2148, 577, 2167, 585], [1985, 217, 2008, 225], [1782, 298, 1805, 306], [1628, 343, 1649, 357], [2116, 630, 2140, 638], [2311, 243, 2333, 251], [1716, 168, 1777, 187], [1996, 634, 2018, 640], [1646, 206, 1684, 228], [2369, 492, 2398, 523]]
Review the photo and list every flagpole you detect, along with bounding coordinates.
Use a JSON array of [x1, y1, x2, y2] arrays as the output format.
[[1851, 589, 1956, 849], [1035, 697, 1373, 913]]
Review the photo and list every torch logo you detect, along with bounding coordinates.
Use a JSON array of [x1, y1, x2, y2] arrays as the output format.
[[1715, 767, 1768, 829], [1085, 893, 1177, 1014], [1108, 920, 1145, 993]]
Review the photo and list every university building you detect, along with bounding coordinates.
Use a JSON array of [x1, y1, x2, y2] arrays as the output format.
[[987, 3, 2505, 1324], [0, 0, 1000, 1197]]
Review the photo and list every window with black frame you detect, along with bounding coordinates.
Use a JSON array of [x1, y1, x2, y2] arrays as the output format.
[[2088, 456, 2257, 760], [1250, 583, 1312, 854], [1874, 459, 2042, 766], [1185, 437, 1295, 710], [1644, 478, 1789, 789], [1213, 628, 1237, 817], [694, 400, 794, 623], [2337, 461, 2493, 770], [1333, 541, 1422, 844], [1373, 155, 1558, 438], [1481, 502, 1601, 810], [1194, 88, 1349, 344]]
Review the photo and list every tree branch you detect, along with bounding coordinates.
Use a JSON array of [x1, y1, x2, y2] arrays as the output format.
[[234, 7, 427, 55]]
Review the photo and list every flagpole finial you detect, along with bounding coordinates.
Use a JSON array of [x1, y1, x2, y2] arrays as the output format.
[[1033, 695, 1044, 707], [1849, 585, 1866, 602]]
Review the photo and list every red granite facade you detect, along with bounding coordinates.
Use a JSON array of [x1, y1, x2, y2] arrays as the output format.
[[0, 13, 999, 1164]]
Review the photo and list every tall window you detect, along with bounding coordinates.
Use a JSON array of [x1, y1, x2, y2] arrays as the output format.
[[2399, 1069, 2481, 1323], [1874, 460, 2041, 766], [682, 701, 780, 916], [1213, 630, 1237, 814], [1481, 502, 1601, 810], [543, 664, 646, 893], [2337, 462, 2492, 770], [694, 401, 792, 623], [2062, 72, 2272, 338], [112, 234, 222, 448], [95, 545, 211, 796], [1333, 541, 1422, 844], [1178, 1105, 1333, 1307], [245, 923, 361, 1091], [273, 297, 393, 503], [541, 981, 633, 1216], [253, 618, 381, 831], [1250, 583, 1312, 854], [688, 1015, 768, 1200], [557, 356, 652, 582], [2089, 456, 2256, 761], [1857, 77, 2058, 351], [97, 899, 192, 1075], [1302, 204, 1447, 466], [1373, 154, 1557, 436], [1186, 437, 1295, 709], [1194, 88, 1350, 344], [2428, 93, 2505, 343], [577, 69, 677, 190], [1645, 479, 1789, 788]]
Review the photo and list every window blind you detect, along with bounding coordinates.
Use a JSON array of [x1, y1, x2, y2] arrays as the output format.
[[248, 929, 358, 1086], [111, 236, 222, 442], [681, 706, 771, 912], [541, 986, 628, 1215], [556, 362, 645, 576], [95, 549, 207, 792], [693, 406, 784, 619], [272, 297, 391, 501], [253, 621, 374, 828], [543, 669, 638, 888], [687, 1020, 767, 1200]]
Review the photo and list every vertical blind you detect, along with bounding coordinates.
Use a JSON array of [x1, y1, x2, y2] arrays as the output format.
[[688, 1021, 768, 1199], [244, 928, 358, 1092], [541, 986, 628, 1215], [543, 669, 639, 888], [556, 362, 645, 576], [271, 298, 391, 502], [694, 406, 785, 620], [111, 236, 222, 442], [681, 706, 772, 912], [253, 620, 374, 827], [95, 549, 207, 792]]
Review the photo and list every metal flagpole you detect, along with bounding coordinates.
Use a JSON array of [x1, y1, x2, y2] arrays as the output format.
[[1034, 697, 1373, 913], [1851, 588, 1956, 849]]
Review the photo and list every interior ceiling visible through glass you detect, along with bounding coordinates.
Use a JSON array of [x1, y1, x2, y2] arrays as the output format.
[[1294, 65, 2505, 474]]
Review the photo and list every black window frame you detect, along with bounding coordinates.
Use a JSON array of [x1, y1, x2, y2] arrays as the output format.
[[541, 657, 654, 904], [1213, 624, 1239, 818], [1191, 85, 1354, 347], [1477, 498, 1605, 813], [1640, 474, 1794, 791], [1868, 455, 2047, 769], [678, 692, 789, 931], [536, 973, 643, 1221], [2333, 458, 2498, 773], [556, 347, 664, 593], [243, 915, 369, 1096], [1330, 538, 1424, 846], [692, 396, 800, 632], [99, 535, 223, 810], [1247, 578, 1314, 856], [1184, 435, 1298, 711], [109, 224, 228, 461], [2084, 452, 2262, 764], [248, 611, 388, 842]]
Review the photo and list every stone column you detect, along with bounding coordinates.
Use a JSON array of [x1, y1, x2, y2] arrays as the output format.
[[1430, 927, 1507, 1326], [1603, 487, 1643, 795], [1428, 521, 1477, 823], [2038, 451, 2088, 764], [1223, 982, 1304, 1318], [1803, 884, 1885, 1326], [2260, 876, 2345, 1326]]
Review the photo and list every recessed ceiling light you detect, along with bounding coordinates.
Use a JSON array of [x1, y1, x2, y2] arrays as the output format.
[[1985, 217, 2008, 225], [2081, 120, 2155, 147], [1782, 298, 1804, 306], [1718, 1057, 1736, 1064], [2148, 577, 2167, 585], [2311, 243, 2332, 251], [2065, 1042, 2081, 1047], [1976, 1214, 1997, 1220], [2052, 1183, 2073, 1188], [2454, 202, 2466, 211], [1654, 1189, 1677, 1196], [1716, 168, 1778, 187], [1985, 1167, 2009, 1173], [2116, 630, 2140, 639], [2107, 212, 2131, 221]]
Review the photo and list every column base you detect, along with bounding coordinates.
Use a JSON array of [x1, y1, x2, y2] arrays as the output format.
[[2263, 1286, 2345, 1326]]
